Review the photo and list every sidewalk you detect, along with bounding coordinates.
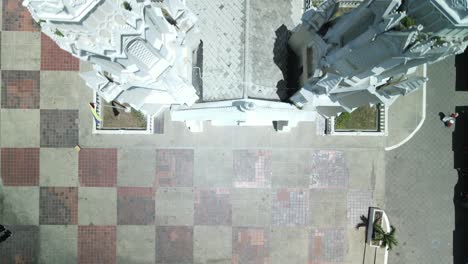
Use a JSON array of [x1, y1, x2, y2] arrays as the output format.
[[385, 65, 426, 150]]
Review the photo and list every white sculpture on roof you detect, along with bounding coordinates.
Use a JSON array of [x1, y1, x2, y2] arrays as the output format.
[[23, 0, 200, 117], [289, 0, 468, 116], [23, 0, 468, 133]]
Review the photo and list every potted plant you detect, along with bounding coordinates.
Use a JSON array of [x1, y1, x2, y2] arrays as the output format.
[[373, 220, 398, 250], [360, 208, 398, 250]]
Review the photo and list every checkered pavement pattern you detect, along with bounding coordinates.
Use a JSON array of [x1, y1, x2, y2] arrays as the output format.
[[0, 1, 372, 263]]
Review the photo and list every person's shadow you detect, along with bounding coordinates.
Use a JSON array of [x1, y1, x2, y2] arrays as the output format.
[[439, 112, 446, 121]]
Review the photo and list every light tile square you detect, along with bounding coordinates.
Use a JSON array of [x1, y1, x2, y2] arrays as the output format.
[[194, 148, 233, 187], [118, 148, 156, 187], [194, 226, 232, 264], [1, 186, 39, 225], [232, 188, 271, 227], [270, 227, 308, 264], [1, 31, 40, 70], [155, 187, 194, 226], [40, 148, 78, 186], [0, 109, 40, 147], [78, 187, 117, 225], [117, 225, 155, 264], [40, 71, 84, 109], [39, 225, 78, 264]]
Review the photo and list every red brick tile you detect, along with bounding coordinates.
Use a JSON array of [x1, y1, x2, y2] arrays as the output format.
[[2, 0, 40, 31], [40, 187, 78, 225], [1, 71, 40, 109], [156, 226, 193, 264], [194, 188, 231, 225], [79, 148, 117, 187], [272, 189, 309, 226], [156, 149, 194, 187], [233, 150, 272, 188], [41, 33, 80, 71], [79, 225, 116, 264], [117, 187, 155, 225], [1, 148, 39, 186], [232, 228, 270, 264]]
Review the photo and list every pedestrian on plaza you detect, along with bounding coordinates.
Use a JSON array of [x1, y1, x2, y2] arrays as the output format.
[[442, 112, 459, 127], [0, 224, 12, 243]]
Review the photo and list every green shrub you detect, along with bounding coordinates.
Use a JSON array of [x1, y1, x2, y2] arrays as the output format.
[[335, 112, 351, 129], [401, 16, 416, 28], [123, 1, 132, 11]]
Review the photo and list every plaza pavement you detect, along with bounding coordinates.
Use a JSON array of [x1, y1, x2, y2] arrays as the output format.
[[385, 56, 468, 264], [0, 0, 454, 263]]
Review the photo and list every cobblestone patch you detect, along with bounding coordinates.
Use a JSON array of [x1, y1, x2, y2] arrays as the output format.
[[233, 149, 272, 188], [232, 227, 270, 264], [1, 70, 40, 109], [187, 0, 246, 101], [1, 148, 39, 186], [117, 187, 155, 225], [78, 226, 116, 264], [40, 187, 78, 225], [309, 227, 346, 263], [347, 189, 373, 226], [272, 189, 309, 226], [156, 226, 193, 264], [310, 150, 348, 189], [156, 149, 194, 187], [40, 109, 79, 148], [194, 188, 232, 225], [78, 148, 117, 187]]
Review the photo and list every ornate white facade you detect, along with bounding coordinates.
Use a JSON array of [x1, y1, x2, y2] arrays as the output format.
[[23, 0, 468, 132], [289, 0, 468, 117], [23, 0, 200, 117]]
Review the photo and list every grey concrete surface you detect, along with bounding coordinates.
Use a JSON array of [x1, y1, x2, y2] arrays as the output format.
[[385, 56, 468, 264]]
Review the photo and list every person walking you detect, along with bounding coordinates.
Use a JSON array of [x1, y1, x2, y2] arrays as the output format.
[[442, 112, 459, 127], [0, 225, 12, 243]]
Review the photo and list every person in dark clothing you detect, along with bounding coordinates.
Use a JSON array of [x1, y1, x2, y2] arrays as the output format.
[[0, 225, 12, 243]]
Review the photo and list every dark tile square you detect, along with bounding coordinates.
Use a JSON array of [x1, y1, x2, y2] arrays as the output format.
[[272, 189, 309, 226], [309, 228, 346, 263], [233, 150, 272, 188], [232, 227, 270, 264], [156, 226, 193, 264], [78, 225, 116, 264], [79, 148, 117, 187], [41, 33, 80, 71], [40, 109, 79, 148], [0, 225, 39, 263], [310, 151, 348, 189], [194, 188, 231, 225], [117, 187, 155, 225], [156, 149, 193, 187], [1, 71, 40, 109], [1, 148, 39, 186], [2, 0, 40, 31], [40, 187, 78, 225]]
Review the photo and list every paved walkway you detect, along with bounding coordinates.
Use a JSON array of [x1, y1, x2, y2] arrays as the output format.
[[0, 0, 455, 264], [386, 66, 425, 150], [0, 1, 385, 263], [385, 56, 468, 264]]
